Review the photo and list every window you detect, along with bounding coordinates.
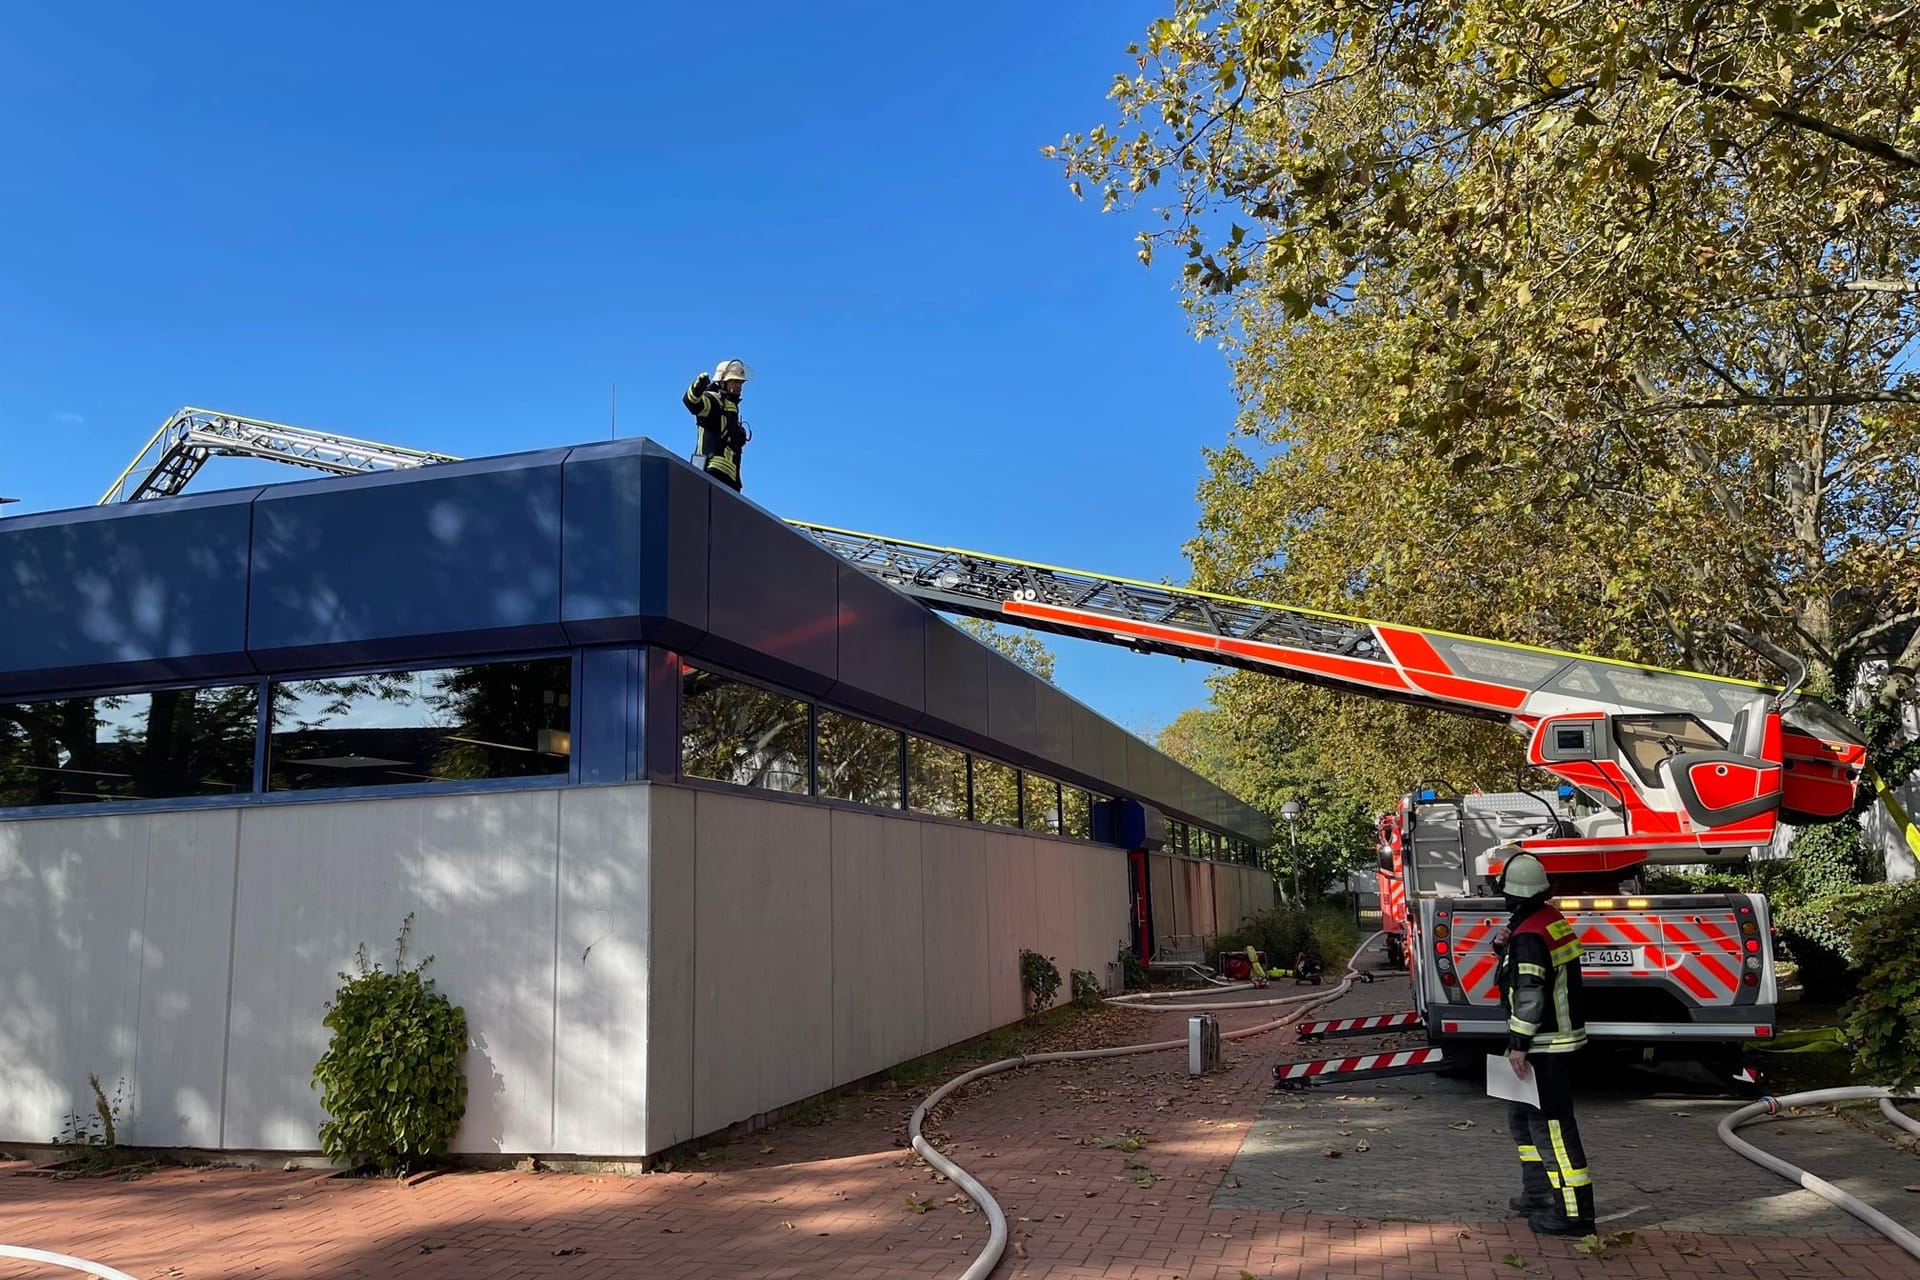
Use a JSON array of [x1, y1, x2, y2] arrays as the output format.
[[1022, 773, 1062, 835], [817, 710, 902, 808], [0, 685, 258, 808], [972, 758, 1020, 827], [679, 666, 809, 794], [269, 659, 570, 792], [1062, 785, 1092, 840], [908, 737, 969, 819], [1611, 714, 1725, 787]]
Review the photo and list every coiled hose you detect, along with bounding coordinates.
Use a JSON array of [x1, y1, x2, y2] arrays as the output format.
[[910, 933, 1383, 1280], [1717, 1086, 1920, 1262]]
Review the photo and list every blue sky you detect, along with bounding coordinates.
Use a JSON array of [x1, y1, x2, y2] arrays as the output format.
[[0, 1, 1236, 737]]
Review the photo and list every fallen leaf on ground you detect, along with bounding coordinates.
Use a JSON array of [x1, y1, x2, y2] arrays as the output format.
[[1322, 1147, 1343, 1158], [1676, 1245, 1704, 1256], [1355, 1140, 1370, 1152], [1448, 1121, 1475, 1130], [1501, 1252, 1524, 1267], [550, 1247, 585, 1256]]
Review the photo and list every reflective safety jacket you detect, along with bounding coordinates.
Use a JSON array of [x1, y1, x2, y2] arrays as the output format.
[[684, 377, 748, 487], [1499, 901, 1588, 1055]]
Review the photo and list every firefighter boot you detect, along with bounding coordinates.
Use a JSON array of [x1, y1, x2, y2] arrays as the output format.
[[1528, 1209, 1596, 1237], [1508, 1193, 1554, 1217]]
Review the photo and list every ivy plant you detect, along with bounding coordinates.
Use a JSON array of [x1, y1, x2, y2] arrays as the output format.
[[312, 914, 468, 1174], [1843, 883, 1920, 1091]]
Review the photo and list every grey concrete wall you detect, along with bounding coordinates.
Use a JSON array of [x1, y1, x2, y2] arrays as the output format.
[[0, 782, 1134, 1159], [643, 784, 1131, 1145], [1145, 852, 1278, 956]]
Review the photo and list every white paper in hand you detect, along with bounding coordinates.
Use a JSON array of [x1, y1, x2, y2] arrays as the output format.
[[1486, 1053, 1541, 1108]]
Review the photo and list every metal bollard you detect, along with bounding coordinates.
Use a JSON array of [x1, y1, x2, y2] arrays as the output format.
[[1188, 1013, 1221, 1076]]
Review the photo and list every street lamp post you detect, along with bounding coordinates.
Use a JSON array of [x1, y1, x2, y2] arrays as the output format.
[[1280, 800, 1302, 903]]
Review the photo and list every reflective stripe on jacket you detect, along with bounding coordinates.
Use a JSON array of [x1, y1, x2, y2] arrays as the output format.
[[1499, 902, 1587, 1054], [684, 378, 746, 484]]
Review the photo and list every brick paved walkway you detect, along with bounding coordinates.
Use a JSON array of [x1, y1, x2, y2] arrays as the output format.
[[3, 969, 1915, 1279]]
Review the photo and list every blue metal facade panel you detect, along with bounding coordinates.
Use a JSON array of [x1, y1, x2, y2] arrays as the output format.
[[577, 646, 644, 784], [558, 444, 710, 649], [828, 563, 927, 724], [1033, 681, 1075, 768], [985, 654, 1039, 762], [248, 454, 567, 668], [0, 488, 259, 696], [922, 618, 991, 748], [696, 497, 838, 695], [0, 436, 1270, 838]]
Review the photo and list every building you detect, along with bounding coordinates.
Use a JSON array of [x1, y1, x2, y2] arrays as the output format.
[[0, 439, 1274, 1159]]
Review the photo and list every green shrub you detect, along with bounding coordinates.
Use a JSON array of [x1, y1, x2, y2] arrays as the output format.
[[1210, 904, 1359, 975], [1776, 882, 1907, 1001], [1117, 946, 1149, 991], [1843, 882, 1920, 1089], [1019, 949, 1061, 1013], [1070, 968, 1103, 1006], [312, 915, 468, 1175], [1640, 868, 1754, 895], [1788, 821, 1879, 900]]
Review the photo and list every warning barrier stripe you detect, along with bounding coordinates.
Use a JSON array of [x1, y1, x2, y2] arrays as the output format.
[[1274, 1047, 1448, 1084], [1296, 1011, 1423, 1038]]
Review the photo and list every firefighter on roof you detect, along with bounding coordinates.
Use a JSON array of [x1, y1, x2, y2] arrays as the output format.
[[685, 358, 752, 491], [1493, 850, 1596, 1237]]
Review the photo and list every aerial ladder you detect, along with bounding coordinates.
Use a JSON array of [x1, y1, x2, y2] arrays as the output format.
[[97, 407, 458, 504], [92, 407, 1887, 1069]]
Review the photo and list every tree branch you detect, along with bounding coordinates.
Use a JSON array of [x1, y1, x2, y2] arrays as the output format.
[[1634, 389, 1920, 414], [1658, 61, 1920, 171]]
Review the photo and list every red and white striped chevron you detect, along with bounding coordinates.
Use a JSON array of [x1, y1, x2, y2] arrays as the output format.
[[1445, 906, 1752, 1007], [1274, 1047, 1447, 1084], [1296, 1011, 1423, 1040]]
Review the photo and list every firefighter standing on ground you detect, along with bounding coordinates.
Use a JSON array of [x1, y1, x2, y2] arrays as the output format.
[[685, 359, 752, 490], [1492, 850, 1596, 1236]]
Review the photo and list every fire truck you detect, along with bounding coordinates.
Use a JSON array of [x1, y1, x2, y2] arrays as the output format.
[[98, 410, 1881, 1069], [1375, 786, 1786, 1054]]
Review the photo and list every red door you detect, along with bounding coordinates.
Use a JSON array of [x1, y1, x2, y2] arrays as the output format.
[[1128, 850, 1155, 961]]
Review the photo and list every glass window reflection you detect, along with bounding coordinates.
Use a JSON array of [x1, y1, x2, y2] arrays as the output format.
[[268, 659, 571, 792]]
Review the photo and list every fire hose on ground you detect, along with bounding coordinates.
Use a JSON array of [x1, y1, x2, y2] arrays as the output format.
[[0, 1245, 139, 1279], [909, 933, 1385, 1280], [1716, 1086, 1920, 1262]]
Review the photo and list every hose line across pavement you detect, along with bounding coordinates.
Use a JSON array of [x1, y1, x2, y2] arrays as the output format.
[[909, 933, 1385, 1280], [0, 1245, 140, 1280], [1716, 1086, 1920, 1263]]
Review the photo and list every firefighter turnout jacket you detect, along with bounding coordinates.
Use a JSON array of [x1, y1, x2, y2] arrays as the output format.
[[1499, 901, 1587, 1054], [684, 375, 748, 490]]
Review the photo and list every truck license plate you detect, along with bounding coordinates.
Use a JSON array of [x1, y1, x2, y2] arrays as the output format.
[[1586, 948, 1636, 967]]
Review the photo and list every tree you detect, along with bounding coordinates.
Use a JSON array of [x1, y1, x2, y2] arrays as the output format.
[[1056, 1, 1920, 788], [959, 617, 1058, 682], [1158, 683, 1378, 895]]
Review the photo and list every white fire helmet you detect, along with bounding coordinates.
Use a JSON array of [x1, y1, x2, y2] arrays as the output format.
[[712, 358, 754, 385], [1499, 851, 1551, 899]]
